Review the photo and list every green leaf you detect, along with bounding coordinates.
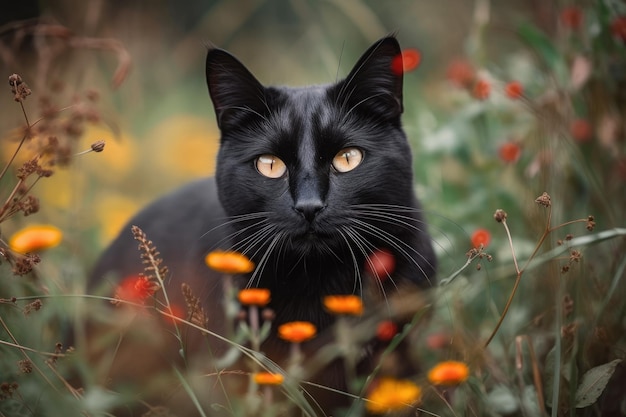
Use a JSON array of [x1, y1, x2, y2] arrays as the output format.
[[517, 23, 560, 70], [575, 359, 622, 408]]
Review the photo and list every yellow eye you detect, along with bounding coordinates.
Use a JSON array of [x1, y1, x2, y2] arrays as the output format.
[[256, 154, 287, 178], [332, 147, 363, 173]]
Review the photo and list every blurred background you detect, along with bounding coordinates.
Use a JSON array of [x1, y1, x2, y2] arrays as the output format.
[[1, 1, 625, 415]]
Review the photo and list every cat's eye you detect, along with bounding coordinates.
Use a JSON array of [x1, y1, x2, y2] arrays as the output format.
[[256, 154, 287, 178], [332, 147, 363, 173]]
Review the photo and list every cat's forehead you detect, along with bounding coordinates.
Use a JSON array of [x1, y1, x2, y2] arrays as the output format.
[[272, 84, 337, 127]]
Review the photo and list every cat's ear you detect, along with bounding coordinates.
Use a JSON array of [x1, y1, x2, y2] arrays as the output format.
[[206, 48, 267, 129], [334, 36, 404, 119]]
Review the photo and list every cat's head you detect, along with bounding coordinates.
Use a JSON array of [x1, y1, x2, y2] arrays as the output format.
[[206, 37, 434, 287]]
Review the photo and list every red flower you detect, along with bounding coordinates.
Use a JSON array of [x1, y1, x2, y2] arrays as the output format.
[[472, 79, 491, 100], [365, 248, 396, 281], [471, 229, 491, 249], [376, 320, 398, 342], [560, 6, 583, 30], [610, 16, 626, 42], [504, 81, 524, 99], [428, 361, 470, 386], [391, 49, 421, 76], [446, 58, 475, 88], [498, 141, 522, 163], [114, 275, 160, 304], [570, 118, 592, 142]]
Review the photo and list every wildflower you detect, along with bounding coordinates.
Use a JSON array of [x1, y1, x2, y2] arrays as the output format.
[[277, 321, 317, 343], [8, 74, 31, 102], [253, 371, 284, 385], [610, 16, 626, 42], [570, 118, 592, 142], [366, 377, 422, 414], [205, 250, 254, 274], [494, 209, 507, 223], [238, 288, 271, 306], [535, 192, 551, 207], [560, 6, 583, 30], [427, 361, 470, 385], [9, 225, 62, 253], [470, 229, 491, 249], [323, 295, 363, 316], [365, 248, 396, 280], [391, 49, 421, 76], [498, 141, 522, 163], [113, 275, 160, 304], [426, 332, 451, 350], [504, 81, 524, 99], [472, 79, 491, 100], [446, 58, 475, 88], [376, 320, 398, 342]]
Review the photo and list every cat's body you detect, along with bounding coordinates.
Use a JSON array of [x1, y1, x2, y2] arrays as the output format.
[[89, 36, 436, 415]]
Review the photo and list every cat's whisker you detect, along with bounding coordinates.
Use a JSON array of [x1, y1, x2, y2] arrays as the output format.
[[246, 231, 285, 289]]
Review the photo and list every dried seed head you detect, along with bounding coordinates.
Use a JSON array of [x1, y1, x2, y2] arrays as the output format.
[[586, 215, 595, 231], [570, 249, 582, 263], [23, 299, 42, 315], [91, 140, 105, 152], [565, 234, 573, 241], [9, 74, 31, 102], [17, 360, 32, 374], [494, 209, 507, 223], [563, 294, 574, 317], [181, 282, 208, 328], [12, 254, 41, 276], [535, 192, 551, 207]]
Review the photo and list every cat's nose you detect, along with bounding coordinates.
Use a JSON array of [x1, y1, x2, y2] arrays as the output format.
[[294, 199, 325, 223]]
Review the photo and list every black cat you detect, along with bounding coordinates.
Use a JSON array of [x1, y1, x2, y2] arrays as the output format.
[[89, 35, 436, 415]]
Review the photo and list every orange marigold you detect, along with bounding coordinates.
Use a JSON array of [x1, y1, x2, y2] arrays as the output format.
[[9, 225, 62, 253], [391, 49, 421, 76], [366, 377, 422, 414], [277, 321, 317, 343], [473, 79, 491, 100], [323, 295, 363, 316], [253, 371, 284, 385], [238, 288, 271, 306], [427, 360, 470, 386], [471, 229, 491, 249], [205, 250, 255, 274], [504, 81, 524, 99]]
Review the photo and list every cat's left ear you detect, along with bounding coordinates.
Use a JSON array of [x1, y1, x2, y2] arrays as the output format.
[[333, 36, 404, 119]]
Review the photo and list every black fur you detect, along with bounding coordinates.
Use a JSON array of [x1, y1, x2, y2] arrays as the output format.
[[90, 36, 436, 414]]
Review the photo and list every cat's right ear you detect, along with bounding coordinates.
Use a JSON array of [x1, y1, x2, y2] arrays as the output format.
[[206, 48, 267, 130]]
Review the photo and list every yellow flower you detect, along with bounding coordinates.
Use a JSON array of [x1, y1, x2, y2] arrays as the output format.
[[366, 377, 422, 414], [253, 371, 284, 385], [238, 288, 271, 306], [9, 225, 62, 253], [323, 295, 363, 315], [205, 251, 254, 274], [427, 361, 470, 386], [277, 321, 317, 343]]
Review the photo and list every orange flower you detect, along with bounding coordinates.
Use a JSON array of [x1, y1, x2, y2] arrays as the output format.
[[498, 141, 522, 163], [473, 79, 491, 100], [238, 288, 271, 306], [205, 250, 254, 274], [114, 275, 160, 303], [427, 361, 470, 386], [376, 320, 398, 342], [570, 118, 592, 142], [504, 81, 524, 99], [323, 295, 363, 316], [611, 16, 626, 42], [277, 321, 317, 343], [366, 377, 422, 414], [391, 49, 421, 76], [560, 6, 583, 30], [253, 371, 284, 385], [9, 225, 62, 253], [471, 229, 491, 249]]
